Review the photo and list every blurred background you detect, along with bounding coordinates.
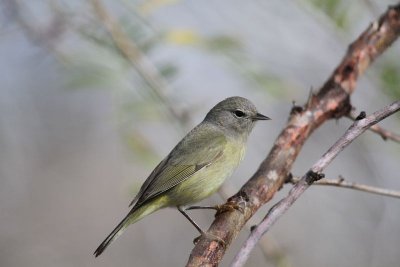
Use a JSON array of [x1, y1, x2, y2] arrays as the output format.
[[1, 0, 400, 266]]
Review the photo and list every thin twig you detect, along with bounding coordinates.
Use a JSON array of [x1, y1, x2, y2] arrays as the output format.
[[289, 175, 400, 199], [347, 112, 400, 143], [230, 100, 400, 267]]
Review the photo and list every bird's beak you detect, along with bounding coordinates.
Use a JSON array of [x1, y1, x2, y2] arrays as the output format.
[[253, 113, 271, 121]]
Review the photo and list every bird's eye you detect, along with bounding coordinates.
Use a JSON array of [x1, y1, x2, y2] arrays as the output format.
[[233, 110, 245, 118]]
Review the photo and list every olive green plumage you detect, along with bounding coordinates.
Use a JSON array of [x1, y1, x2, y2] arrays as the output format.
[[94, 96, 269, 257]]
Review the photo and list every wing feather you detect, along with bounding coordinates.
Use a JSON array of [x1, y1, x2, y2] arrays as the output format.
[[130, 124, 226, 207]]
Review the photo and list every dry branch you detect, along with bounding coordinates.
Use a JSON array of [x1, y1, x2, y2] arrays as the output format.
[[290, 175, 400, 199], [348, 113, 400, 143], [187, 4, 400, 266]]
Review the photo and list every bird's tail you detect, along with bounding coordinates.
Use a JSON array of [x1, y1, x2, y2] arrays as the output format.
[[94, 213, 129, 257], [94, 198, 166, 257]]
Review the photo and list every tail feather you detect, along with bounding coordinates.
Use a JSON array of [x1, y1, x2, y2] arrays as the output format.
[[94, 215, 129, 257], [94, 197, 167, 257]]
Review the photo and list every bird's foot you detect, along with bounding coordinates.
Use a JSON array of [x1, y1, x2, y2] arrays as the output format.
[[214, 193, 248, 216]]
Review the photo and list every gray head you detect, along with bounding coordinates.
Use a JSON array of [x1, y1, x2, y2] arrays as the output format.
[[204, 96, 270, 139]]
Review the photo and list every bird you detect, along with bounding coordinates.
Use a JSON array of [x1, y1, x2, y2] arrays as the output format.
[[94, 96, 270, 257]]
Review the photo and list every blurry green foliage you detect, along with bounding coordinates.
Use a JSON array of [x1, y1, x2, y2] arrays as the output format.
[[204, 35, 242, 52], [305, 0, 350, 29], [380, 62, 400, 99], [124, 129, 159, 164], [202, 35, 295, 97], [66, 61, 120, 89], [164, 29, 200, 45], [245, 71, 293, 98], [158, 63, 178, 80], [163, 30, 292, 97], [136, 0, 180, 16], [119, 97, 163, 121], [78, 26, 119, 55], [18, 0, 292, 162], [63, 8, 182, 163]]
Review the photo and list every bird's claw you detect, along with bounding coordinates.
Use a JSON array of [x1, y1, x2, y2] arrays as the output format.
[[214, 193, 247, 216]]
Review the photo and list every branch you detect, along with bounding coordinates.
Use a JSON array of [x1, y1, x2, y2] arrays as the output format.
[[231, 100, 400, 267], [186, 4, 400, 266], [348, 112, 400, 143], [289, 175, 400, 199]]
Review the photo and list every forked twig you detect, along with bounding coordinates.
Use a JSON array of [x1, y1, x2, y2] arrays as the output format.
[[289, 175, 400, 199]]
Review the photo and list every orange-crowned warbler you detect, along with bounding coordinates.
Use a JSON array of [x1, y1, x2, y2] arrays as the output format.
[[94, 96, 269, 256]]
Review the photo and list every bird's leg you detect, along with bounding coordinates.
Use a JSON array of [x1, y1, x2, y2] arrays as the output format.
[[177, 206, 204, 234], [177, 206, 226, 248], [185, 203, 245, 217]]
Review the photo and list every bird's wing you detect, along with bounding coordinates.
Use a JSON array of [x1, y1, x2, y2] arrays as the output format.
[[128, 157, 169, 207], [130, 125, 226, 207]]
